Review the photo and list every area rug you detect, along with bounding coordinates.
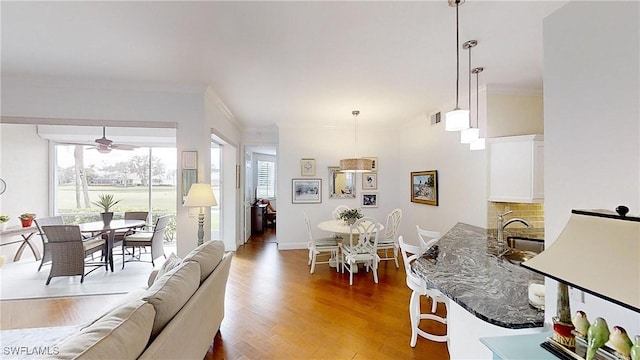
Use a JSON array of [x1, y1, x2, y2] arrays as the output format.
[[0, 254, 168, 301]]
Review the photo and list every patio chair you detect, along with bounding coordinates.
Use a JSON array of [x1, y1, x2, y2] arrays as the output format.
[[34, 216, 64, 271], [42, 225, 107, 285], [122, 215, 170, 268]]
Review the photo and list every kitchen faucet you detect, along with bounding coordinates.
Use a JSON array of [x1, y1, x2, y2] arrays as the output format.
[[497, 210, 532, 246]]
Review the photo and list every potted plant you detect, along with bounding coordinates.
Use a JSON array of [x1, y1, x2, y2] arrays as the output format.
[[92, 194, 122, 226], [19, 213, 36, 228], [338, 208, 363, 225], [0, 215, 9, 231]]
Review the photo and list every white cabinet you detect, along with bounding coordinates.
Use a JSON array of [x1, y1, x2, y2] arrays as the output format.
[[488, 135, 544, 203]]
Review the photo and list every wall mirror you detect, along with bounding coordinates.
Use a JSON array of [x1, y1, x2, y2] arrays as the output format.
[[328, 166, 355, 199]]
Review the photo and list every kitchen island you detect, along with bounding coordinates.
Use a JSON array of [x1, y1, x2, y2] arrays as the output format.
[[412, 223, 547, 359]]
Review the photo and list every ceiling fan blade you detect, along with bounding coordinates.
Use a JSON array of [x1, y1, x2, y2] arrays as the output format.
[[111, 144, 137, 150]]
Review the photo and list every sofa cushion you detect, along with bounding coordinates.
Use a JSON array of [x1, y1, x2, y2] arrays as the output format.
[[147, 252, 182, 287], [54, 299, 155, 359], [142, 260, 200, 338], [182, 240, 225, 283]]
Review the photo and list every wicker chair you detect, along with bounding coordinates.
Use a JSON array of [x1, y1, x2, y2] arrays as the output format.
[[112, 211, 149, 252], [122, 215, 170, 268], [41, 225, 107, 285], [33, 216, 64, 271]]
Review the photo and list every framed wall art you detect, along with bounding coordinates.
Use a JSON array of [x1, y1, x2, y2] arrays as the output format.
[[362, 173, 377, 190], [361, 192, 378, 208], [364, 157, 378, 172], [300, 158, 316, 176], [292, 178, 322, 204], [182, 151, 198, 170], [411, 170, 438, 206]]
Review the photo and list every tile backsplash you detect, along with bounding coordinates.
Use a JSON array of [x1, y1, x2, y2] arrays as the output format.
[[487, 202, 544, 230]]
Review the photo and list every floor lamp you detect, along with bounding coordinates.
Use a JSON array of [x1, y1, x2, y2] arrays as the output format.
[[183, 183, 217, 246]]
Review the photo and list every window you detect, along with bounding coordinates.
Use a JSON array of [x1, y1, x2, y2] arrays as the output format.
[[256, 160, 276, 198]]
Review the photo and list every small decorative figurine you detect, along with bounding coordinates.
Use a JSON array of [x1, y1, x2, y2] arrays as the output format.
[[587, 317, 610, 360], [630, 335, 640, 360], [609, 326, 633, 360], [572, 310, 590, 340]]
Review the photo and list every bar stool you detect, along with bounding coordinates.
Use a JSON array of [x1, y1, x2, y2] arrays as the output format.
[[399, 234, 448, 347]]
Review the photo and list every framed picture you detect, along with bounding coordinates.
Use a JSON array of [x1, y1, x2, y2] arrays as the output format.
[[362, 173, 377, 190], [362, 192, 378, 208], [300, 158, 316, 176], [411, 170, 438, 206], [182, 169, 197, 197], [182, 151, 198, 170], [364, 157, 378, 172], [292, 178, 322, 204]]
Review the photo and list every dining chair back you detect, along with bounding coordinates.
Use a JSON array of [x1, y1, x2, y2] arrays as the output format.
[[331, 205, 351, 220], [41, 225, 107, 285], [376, 208, 402, 268], [341, 217, 381, 285], [34, 216, 64, 271], [399, 234, 448, 347], [303, 212, 339, 273], [113, 211, 149, 245], [122, 215, 170, 268]]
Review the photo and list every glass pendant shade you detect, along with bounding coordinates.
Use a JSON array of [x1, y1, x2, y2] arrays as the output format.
[[469, 137, 485, 150], [339, 158, 372, 173], [445, 109, 470, 131], [460, 128, 479, 144]]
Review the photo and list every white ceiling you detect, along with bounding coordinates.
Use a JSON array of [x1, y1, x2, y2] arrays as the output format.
[[1, 1, 567, 130]]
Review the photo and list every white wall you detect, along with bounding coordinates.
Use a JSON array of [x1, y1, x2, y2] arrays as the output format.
[[276, 124, 401, 249], [0, 124, 49, 263], [544, 1, 640, 335], [398, 114, 488, 244], [486, 91, 544, 138], [276, 111, 488, 250]]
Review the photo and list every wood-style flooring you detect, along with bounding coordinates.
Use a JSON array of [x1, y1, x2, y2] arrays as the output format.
[[1, 228, 450, 359]]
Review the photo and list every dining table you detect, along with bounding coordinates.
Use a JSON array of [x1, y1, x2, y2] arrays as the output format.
[[316, 219, 385, 271], [79, 219, 146, 272], [0, 225, 40, 262]]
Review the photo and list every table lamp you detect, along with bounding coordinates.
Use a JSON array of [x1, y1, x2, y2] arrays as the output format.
[[183, 183, 217, 245]]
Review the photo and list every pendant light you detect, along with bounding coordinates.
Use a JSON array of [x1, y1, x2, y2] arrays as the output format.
[[460, 40, 479, 143], [470, 66, 486, 150], [445, 0, 470, 132], [339, 110, 373, 173]]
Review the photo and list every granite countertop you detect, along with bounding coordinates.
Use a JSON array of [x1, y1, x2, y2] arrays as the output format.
[[412, 222, 545, 329]]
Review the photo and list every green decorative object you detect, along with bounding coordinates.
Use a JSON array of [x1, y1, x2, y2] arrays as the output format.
[[586, 317, 610, 360], [338, 208, 363, 225], [571, 310, 590, 340], [630, 335, 640, 360]]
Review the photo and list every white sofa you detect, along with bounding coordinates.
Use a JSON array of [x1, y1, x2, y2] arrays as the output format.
[[49, 240, 233, 360]]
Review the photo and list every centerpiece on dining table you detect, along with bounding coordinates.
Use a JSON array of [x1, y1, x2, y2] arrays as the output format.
[[338, 208, 363, 225]]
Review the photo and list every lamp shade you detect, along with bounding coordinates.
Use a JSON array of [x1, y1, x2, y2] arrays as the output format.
[[522, 210, 640, 312], [445, 109, 470, 131], [339, 158, 373, 173], [460, 128, 480, 144], [183, 183, 217, 207]]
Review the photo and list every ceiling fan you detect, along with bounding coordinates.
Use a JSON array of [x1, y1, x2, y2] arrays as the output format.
[[91, 127, 138, 153]]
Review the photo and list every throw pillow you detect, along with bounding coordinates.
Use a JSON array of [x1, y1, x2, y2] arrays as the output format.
[[148, 253, 181, 287]]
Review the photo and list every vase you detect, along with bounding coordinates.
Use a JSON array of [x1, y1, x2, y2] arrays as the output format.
[[346, 218, 356, 225], [101, 212, 114, 226], [1, 222, 7, 231], [20, 218, 34, 227]]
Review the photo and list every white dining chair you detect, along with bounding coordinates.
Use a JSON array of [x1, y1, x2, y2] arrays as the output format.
[[376, 208, 402, 268], [399, 233, 448, 347], [416, 225, 445, 313], [331, 205, 351, 220], [303, 212, 340, 273], [341, 217, 381, 285]]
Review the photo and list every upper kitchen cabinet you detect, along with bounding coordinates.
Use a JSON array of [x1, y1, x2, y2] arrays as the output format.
[[488, 135, 544, 203]]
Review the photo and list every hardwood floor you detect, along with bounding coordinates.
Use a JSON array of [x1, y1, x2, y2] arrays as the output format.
[[205, 228, 449, 360], [1, 228, 450, 359]]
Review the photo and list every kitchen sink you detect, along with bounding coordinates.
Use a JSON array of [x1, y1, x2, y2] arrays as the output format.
[[501, 249, 538, 264], [500, 237, 544, 264]]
